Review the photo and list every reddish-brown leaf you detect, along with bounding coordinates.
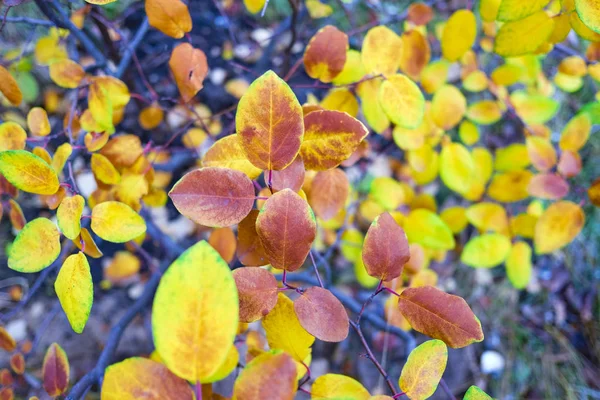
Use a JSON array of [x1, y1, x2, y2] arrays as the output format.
[[43, 343, 69, 397], [294, 287, 349, 342], [169, 167, 255, 227], [557, 150, 582, 178], [236, 70, 304, 170], [169, 43, 208, 103], [236, 210, 269, 266], [303, 25, 348, 83], [269, 156, 305, 192], [10, 353, 24, 375], [0, 369, 12, 386], [209, 227, 237, 263], [527, 173, 569, 200], [233, 351, 297, 400], [308, 168, 349, 221], [233, 267, 278, 322], [362, 212, 410, 281], [407, 2, 433, 25], [256, 189, 317, 271], [0, 327, 16, 352], [300, 110, 369, 171], [0, 387, 13, 400], [398, 286, 484, 348]]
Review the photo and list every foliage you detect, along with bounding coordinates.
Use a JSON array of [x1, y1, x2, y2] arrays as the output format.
[[0, 0, 598, 399]]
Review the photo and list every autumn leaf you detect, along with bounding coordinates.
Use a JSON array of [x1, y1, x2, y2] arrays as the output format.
[[399, 30, 430, 81], [399, 340, 447, 400], [232, 351, 298, 400], [308, 168, 349, 220], [90, 201, 146, 243], [506, 241, 532, 289], [101, 358, 194, 400], [398, 286, 484, 348], [494, 11, 555, 57], [236, 210, 269, 266], [300, 110, 369, 170], [270, 156, 305, 192], [0, 150, 59, 195], [57, 195, 85, 240], [152, 241, 238, 382], [74, 228, 104, 259], [8, 218, 61, 273], [233, 267, 278, 322], [379, 74, 425, 129], [362, 212, 410, 281], [0, 122, 27, 151], [27, 107, 51, 137], [441, 10, 476, 61], [49, 59, 85, 89], [534, 201, 585, 254], [463, 385, 493, 400], [169, 43, 208, 102], [403, 209, 455, 250], [256, 189, 317, 271], [575, 0, 600, 34], [202, 134, 262, 179], [263, 293, 315, 361], [304, 25, 348, 83], [311, 374, 370, 400], [55, 252, 93, 333], [461, 233, 512, 268], [361, 26, 403, 76], [236, 70, 304, 170], [43, 343, 70, 398], [169, 167, 255, 227], [145, 0, 192, 39], [294, 287, 349, 342], [0, 66, 22, 106]]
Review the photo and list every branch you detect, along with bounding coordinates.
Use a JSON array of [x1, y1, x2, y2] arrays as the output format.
[[0, 16, 54, 26], [114, 17, 150, 78], [34, 0, 107, 66]]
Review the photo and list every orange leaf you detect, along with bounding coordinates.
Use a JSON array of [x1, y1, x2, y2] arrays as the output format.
[[236, 210, 269, 266], [233, 267, 278, 322], [304, 25, 348, 83], [49, 59, 85, 89], [300, 110, 368, 170], [0, 66, 22, 106], [209, 227, 237, 263], [145, 0, 192, 39], [398, 286, 484, 348], [10, 353, 24, 375], [362, 212, 410, 281], [236, 70, 304, 170], [399, 30, 430, 81], [256, 189, 316, 271], [294, 286, 349, 342], [169, 43, 208, 102], [0, 327, 16, 352], [308, 168, 349, 220], [102, 358, 194, 400], [42, 343, 69, 397], [169, 167, 255, 227], [233, 351, 298, 400]]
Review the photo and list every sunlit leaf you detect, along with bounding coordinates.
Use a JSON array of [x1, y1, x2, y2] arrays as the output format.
[[497, 0, 550, 21], [534, 201, 584, 254], [152, 241, 238, 382], [441, 10, 476, 61], [49, 59, 85, 89], [506, 241, 532, 289], [55, 252, 93, 333], [169, 43, 208, 102], [464, 385, 493, 400], [399, 340, 447, 400], [203, 135, 262, 179], [494, 11, 554, 56], [311, 374, 370, 400], [57, 195, 85, 240], [90, 201, 146, 243], [0, 66, 22, 106], [361, 26, 402, 76], [461, 233, 512, 268], [404, 209, 455, 250], [379, 74, 425, 129], [145, 0, 192, 39], [0, 122, 27, 151], [304, 25, 348, 83], [8, 218, 61, 273], [0, 150, 59, 195], [362, 212, 410, 281], [27, 107, 51, 137]]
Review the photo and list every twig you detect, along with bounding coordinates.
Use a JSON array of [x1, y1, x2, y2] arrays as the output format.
[[350, 320, 398, 396], [0, 16, 54, 26], [308, 251, 324, 288], [114, 17, 149, 78], [439, 378, 457, 400]]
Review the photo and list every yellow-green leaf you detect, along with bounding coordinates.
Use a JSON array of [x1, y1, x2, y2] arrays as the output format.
[[90, 201, 146, 243], [399, 340, 448, 400], [404, 209, 455, 250], [0, 150, 60, 195], [464, 385, 493, 400], [379, 74, 425, 129], [497, 0, 551, 21], [8, 218, 61, 272], [494, 11, 555, 57], [506, 241, 532, 289], [441, 10, 477, 61], [440, 143, 475, 195], [55, 252, 93, 333], [152, 241, 239, 382], [311, 374, 370, 400], [57, 195, 85, 240], [575, 0, 600, 34], [461, 233, 512, 268]]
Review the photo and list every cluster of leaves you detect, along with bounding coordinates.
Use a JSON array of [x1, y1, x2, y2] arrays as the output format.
[[0, 0, 599, 398]]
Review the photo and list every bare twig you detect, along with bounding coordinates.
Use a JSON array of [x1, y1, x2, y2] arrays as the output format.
[[114, 16, 149, 78]]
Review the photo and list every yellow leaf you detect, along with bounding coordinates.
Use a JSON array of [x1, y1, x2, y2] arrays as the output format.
[[49, 59, 85, 89], [262, 293, 315, 362], [202, 135, 262, 179], [85, 0, 117, 4], [333, 49, 366, 85], [340, 229, 364, 262], [91, 153, 121, 185], [52, 143, 73, 174], [439, 142, 475, 195], [488, 170, 533, 202], [440, 206, 468, 234], [459, 120, 479, 146], [27, 107, 51, 137], [526, 136, 557, 172], [461, 233, 512, 268], [495, 143, 530, 171], [90, 201, 146, 243], [511, 90, 559, 124], [8, 218, 61, 272], [311, 374, 370, 400], [421, 60, 449, 94], [356, 78, 390, 134], [404, 209, 455, 250], [506, 241, 532, 289], [480, 0, 501, 22], [369, 177, 413, 210], [575, 0, 600, 34], [200, 345, 239, 384], [153, 241, 239, 382], [244, 0, 266, 14], [497, 0, 551, 21], [55, 252, 93, 333], [379, 74, 425, 129], [0, 122, 27, 151], [145, 0, 192, 39], [431, 85, 466, 130], [466, 202, 509, 235], [321, 88, 359, 117], [466, 100, 503, 125], [306, 0, 333, 19], [57, 195, 85, 240], [534, 201, 584, 254], [494, 11, 555, 57], [441, 10, 477, 61], [560, 113, 591, 151], [361, 26, 403, 76], [138, 103, 164, 130], [399, 340, 448, 400], [0, 150, 60, 195]]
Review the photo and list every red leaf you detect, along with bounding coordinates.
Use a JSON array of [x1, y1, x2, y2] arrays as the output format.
[[362, 212, 410, 281], [43, 343, 70, 397], [233, 267, 279, 322], [294, 287, 349, 342]]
